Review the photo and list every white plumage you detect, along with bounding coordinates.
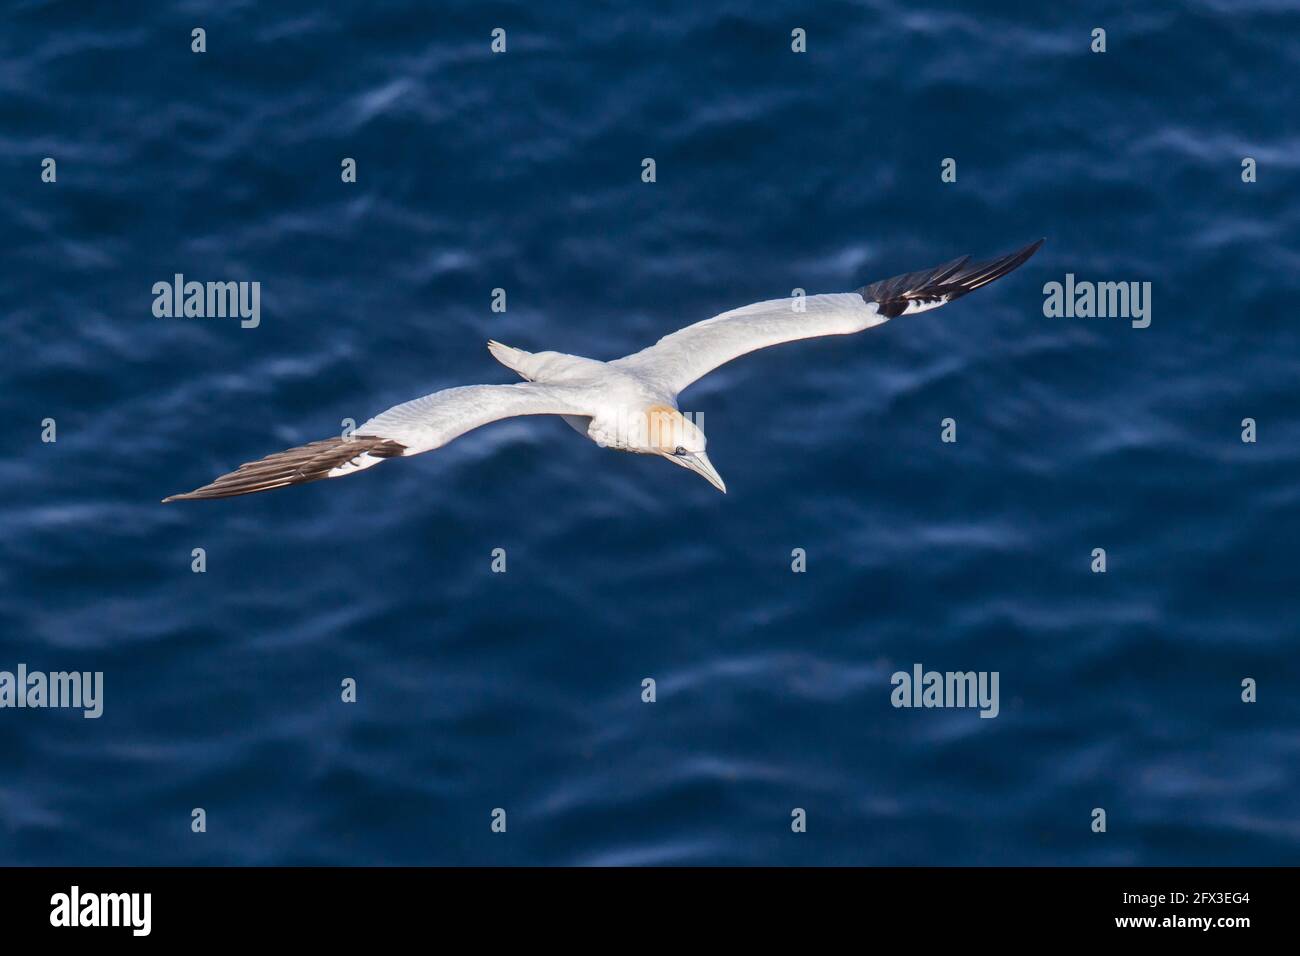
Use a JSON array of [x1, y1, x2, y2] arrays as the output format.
[[163, 240, 1042, 502]]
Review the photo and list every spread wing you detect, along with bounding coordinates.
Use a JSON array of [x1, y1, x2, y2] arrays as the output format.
[[614, 239, 1043, 395], [163, 382, 590, 502]]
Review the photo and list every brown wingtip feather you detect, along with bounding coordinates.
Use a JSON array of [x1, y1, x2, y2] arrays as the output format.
[[860, 238, 1045, 318], [163, 435, 406, 503]]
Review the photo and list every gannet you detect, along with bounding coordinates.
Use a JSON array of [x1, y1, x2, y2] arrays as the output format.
[[164, 239, 1042, 502]]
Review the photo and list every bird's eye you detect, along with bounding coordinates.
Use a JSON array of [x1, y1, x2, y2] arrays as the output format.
[[673, 446, 687, 456]]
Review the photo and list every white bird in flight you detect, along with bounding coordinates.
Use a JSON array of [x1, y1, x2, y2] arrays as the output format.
[[164, 239, 1043, 502]]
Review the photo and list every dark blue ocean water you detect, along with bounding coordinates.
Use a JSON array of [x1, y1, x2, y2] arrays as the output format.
[[2, 0, 1298, 866]]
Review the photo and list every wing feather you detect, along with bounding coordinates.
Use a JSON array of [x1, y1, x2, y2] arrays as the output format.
[[860, 239, 1043, 318], [163, 383, 588, 502], [614, 292, 885, 394], [614, 240, 1043, 395]]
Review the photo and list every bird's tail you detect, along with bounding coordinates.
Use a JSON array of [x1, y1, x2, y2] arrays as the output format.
[[487, 340, 535, 380]]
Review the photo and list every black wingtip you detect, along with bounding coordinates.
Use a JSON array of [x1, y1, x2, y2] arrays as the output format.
[[860, 238, 1045, 318], [162, 435, 407, 503], [995, 237, 1045, 276]]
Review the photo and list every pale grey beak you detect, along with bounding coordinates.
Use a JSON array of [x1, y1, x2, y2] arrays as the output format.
[[676, 450, 727, 494]]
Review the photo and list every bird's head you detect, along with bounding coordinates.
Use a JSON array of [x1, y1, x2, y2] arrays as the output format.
[[645, 404, 726, 494]]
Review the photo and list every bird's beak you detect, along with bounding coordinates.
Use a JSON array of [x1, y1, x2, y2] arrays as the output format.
[[677, 451, 727, 494]]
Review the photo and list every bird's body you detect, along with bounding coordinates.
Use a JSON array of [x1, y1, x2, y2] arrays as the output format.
[[164, 240, 1043, 502]]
